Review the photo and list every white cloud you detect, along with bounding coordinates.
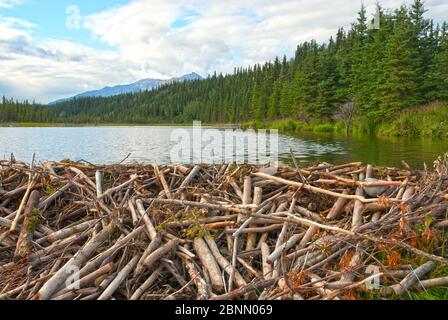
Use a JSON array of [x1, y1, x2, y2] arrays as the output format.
[[0, 0, 447, 103], [0, 0, 25, 9], [0, 17, 135, 103]]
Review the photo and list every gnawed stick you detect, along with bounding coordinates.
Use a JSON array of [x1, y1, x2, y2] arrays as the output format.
[[268, 234, 301, 264], [98, 255, 140, 300], [134, 233, 163, 277], [204, 236, 246, 288], [176, 165, 201, 195], [36, 219, 99, 244], [128, 200, 139, 226], [38, 182, 73, 210], [229, 179, 244, 202], [297, 226, 318, 250], [308, 272, 340, 300], [185, 260, 209, 300], [193, 237, 225, 293], [381, 261, 435, 296], [323, 273, 384, 300], [246, 187, 262, 250], [238, 176, 252, 222], [13, 190, 41, 260], [69, 167, 96, 189], [54, 262, 114, 297], [135, 199, 157, 240], [95, 170, 103, 202], [261, 241, 273, 280], [211, 278, 277, 300], [75, 226, 144, 279], [35, 222, 116, 300], [153, 163, 172, 199], [130, 266, 163, 300], [147, 198, 255, 214], [98, 174, 139, 199], [253, 172, 397, 204], [413, 276, 448, 290], [326, 190, 349, 220], [143, 239, 179, 271], [351, 173, 365, 231], [339, 245, 364, 283], [237, 257, 262, 278], [225, 224, 283, 234], [10, 175, 37, 232]]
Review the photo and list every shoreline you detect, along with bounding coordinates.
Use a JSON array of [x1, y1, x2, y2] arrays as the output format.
[[1, 100, 447, 139], [1, 122, 447, 139], [0, 122, 241, 128]]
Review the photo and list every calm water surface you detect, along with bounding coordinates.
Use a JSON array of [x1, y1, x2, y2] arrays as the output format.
[[0, 126, 446, 168]]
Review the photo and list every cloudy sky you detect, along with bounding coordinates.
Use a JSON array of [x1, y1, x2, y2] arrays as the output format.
[[0, 0, 447, 103]]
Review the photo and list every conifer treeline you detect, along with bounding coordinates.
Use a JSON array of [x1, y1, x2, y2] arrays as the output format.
[[1, 1, 447, 125]]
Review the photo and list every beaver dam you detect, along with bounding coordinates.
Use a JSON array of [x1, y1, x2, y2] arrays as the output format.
[[0, 155, 448, 300]]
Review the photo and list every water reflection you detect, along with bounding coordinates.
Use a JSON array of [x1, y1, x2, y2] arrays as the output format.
[[0, 126, 446, 168]]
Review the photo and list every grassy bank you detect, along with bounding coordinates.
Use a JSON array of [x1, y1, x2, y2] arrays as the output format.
[[377, 102, 448, 138], [245, 101, 448, 138]]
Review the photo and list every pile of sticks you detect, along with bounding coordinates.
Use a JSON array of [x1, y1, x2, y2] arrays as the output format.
[[0, 154, 447, 300]]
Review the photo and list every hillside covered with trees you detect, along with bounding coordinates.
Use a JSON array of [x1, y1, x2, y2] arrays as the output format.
[[1, 1, 447, 135]]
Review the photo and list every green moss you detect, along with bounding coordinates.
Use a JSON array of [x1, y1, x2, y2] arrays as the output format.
[[43, 182, 57, 195], [185, 225, 209, 239], [26, 214, 42, 234]]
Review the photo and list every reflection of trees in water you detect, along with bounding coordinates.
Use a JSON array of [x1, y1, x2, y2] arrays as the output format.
[[279, 133, 445, 169]]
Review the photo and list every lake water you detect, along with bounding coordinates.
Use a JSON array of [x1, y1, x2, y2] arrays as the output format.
[[0, 126, 446, 168]]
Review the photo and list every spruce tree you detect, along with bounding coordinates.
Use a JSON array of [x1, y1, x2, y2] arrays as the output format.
[[379, 7, 419, 119], [429, 23, 448, 99]]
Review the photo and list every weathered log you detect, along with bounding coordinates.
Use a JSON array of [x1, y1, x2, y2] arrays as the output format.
[[143, 239, 179, 272], [130, 266, 163, 300], [13, 190, 41, 259], [35, 222, 116, 300], [383, 261, 435, 296], [193, 237, 225, 293], [246, 187, 262, 250], [98, 255, 140, 300], [261, 241, 273, 280], [204, 236, 246, 288]]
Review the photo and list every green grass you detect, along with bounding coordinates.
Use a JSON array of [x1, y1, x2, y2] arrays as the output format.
[[361, 230, 448, 300], [377, 101, 448, 138], [264, 119, 343, 135], [249, 101, 448, 139]]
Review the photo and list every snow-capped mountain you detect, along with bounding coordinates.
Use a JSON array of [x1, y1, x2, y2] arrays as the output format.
[[50, 72, 203, 104]]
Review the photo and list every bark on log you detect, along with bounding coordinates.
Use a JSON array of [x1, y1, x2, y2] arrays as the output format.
[[35, 223, 116, 300], [98, 255, 139, 300], [13, 190, 41, 259], [193, 237, 225, 293]]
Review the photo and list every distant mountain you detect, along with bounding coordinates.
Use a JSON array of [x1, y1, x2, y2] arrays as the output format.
[[50, 72, 203, 104]]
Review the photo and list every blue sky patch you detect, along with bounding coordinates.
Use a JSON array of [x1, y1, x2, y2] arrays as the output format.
[[171, 8, 200, 29], [0, 0, 130, 50]]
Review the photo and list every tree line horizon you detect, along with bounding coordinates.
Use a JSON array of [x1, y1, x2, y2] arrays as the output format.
[[0, 0, 447, 129]]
